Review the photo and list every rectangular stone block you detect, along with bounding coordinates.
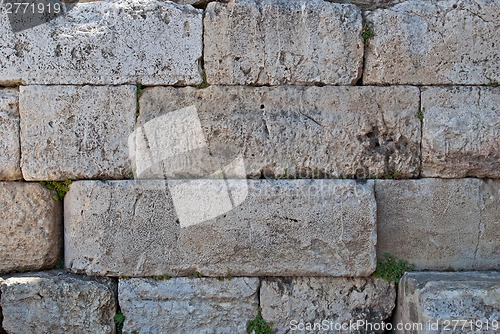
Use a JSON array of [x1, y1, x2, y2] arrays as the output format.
[[421, 86, 499, 178], [204, 0, 363, 85], [0, 89, 21, 180], [0, 0, 202, 85], [261, 277, 396, 334], [376, 179, 500, 270], [364, 0, 499, 85], [395, 272, 500, 333], [119, 277, 259, 334], [0, 271, 116, 334], [0, 183, 62, 274], [20, 85, 136, 180], [135, 86, 421, 179], [65, 179, 377, 277]]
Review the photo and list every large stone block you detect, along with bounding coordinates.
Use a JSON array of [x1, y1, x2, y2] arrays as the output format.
[[0, 89, 21, 180], [0, 271, 116, 334], [65, 179, 377, 277], [0, 0, 202, 85], [135, 86, 421, 179], [364, 0, 499, 85], [20, 85, 136, 180], [376, 179, 500, 270], [261, 277, 396, 334], [421, 86, 499, 178], [395, 272, 500, 333], [204, 0, 363, 85], [0, 183, 62, 274], [119, 277, 259, 333]]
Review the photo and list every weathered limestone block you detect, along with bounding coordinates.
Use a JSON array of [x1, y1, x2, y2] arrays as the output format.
[[364, 0, 499, 85], [395, 272, 500, 333], [0, 271, 116, 334], [204, 0, 363, 85], [65, 179, 377, 277], [0, 89, 21, 180], [136, 86, 421, 179], [376, 179, 500, 270], [20, 85, 136, 180], [421, 86, 499, 178], [0, 0, 202, 85], [0, 183, 62, 274], [119, 277, 259, 333], [261, 277, 396, 334]]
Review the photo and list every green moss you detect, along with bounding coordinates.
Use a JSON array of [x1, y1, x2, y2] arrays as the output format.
[[417, 109, 424, 122], [373, 253, 415, 282], [361, 20, 375, 42], [195, 70, 210, 89], [54, 258, 65, 270], [247, 309, 276, 334], [154, 274, 171, 281], [40, 179, 72, 201], [114, 312, 125, 334]]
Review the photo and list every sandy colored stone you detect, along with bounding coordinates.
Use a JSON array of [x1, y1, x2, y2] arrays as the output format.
[[395, 272, 500, 333], [136, 86, 421, 179], [204, 0, 363, 85], [376, 179, 500, 270], [364, 0, 499, 85], [0, 0, 202, 85], [20, 85, 136, 180], [119, 277, 259, 333], [421, 86, 499, 178], [0, 271, 116, 334], [0, 183, 62, 274], [0, 89, 21, 180], [65, 179, 376, 277], [261, 277, 396, 334]]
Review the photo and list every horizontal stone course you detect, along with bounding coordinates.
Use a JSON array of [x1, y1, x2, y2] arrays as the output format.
[[364, 0, 499, 85], [204, 0, 363, 85], [65, 179, 377, 277], [0, 182, 62, 274], [0, 89, 21, 180], [0, 0, 202, 85], [119, 277, 259, 334]]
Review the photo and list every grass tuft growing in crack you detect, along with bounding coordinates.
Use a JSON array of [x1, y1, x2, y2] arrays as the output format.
[[373, 253, 415, 282], [247, 308, 276, 334], [361, 20, 375, 42]]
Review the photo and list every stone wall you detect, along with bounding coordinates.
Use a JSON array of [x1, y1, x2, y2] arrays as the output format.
[[0, 0, 498, 332]]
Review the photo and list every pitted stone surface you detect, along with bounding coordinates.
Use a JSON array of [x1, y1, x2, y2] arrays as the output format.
[[0, 0, 202, 85], [136, 86, 421, 179], [261, 277, 396, 334], [0, 271, 116, 334], [119, 277, 259, 334], [421, 86, 499, 178], [20, 85, 136, 180], [0, 183, 62, 274], [65, 179, 376, 277], [364, 0, 499, 85], [204, 0, 363, 85], [0, 89, 21, 180]]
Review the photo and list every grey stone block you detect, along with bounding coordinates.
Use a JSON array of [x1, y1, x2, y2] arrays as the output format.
[[0, 89, 21, 180]]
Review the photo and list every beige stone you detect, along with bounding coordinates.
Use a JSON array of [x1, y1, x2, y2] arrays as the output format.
[[0, 89, 21, 180], [0, 183, 62, 274], [204, 0, 363, 85]]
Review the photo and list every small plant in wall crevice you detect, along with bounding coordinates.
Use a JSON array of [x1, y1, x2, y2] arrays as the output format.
[[247, 308, 276, 334], [40, 179, 72, 201], [373, 253, 415, 282]]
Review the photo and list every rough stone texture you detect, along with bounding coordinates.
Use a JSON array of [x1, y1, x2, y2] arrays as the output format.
[[376, 179, 500, 270], [0, 183, 62, 274], [0, 89, 21, 180], [0, 271, 116, 334], [119, 277, 259, 333], [0, 0, 202, 85], [395, 272, 500, 333], [421, 86, 499, 178], [364, 0, 499, 85], [204, 0, 363, 85], [20, 85, 136, 180], [136, 86, 421, 179], [261, 277, 396, 334], [65, 179, 377, 277]]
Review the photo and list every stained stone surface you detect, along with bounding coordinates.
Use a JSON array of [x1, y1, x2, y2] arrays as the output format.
[[65, 179, 377, 277], [364, 0, 499, 85], [204, 0, 363, 85], [0, 89, 21, 180], [421, 86, 499, 178], [119, 277, 259, 334], [20, 85, 136, 180], [0, 0, 202, 85], [0, 183, 62, 274]]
